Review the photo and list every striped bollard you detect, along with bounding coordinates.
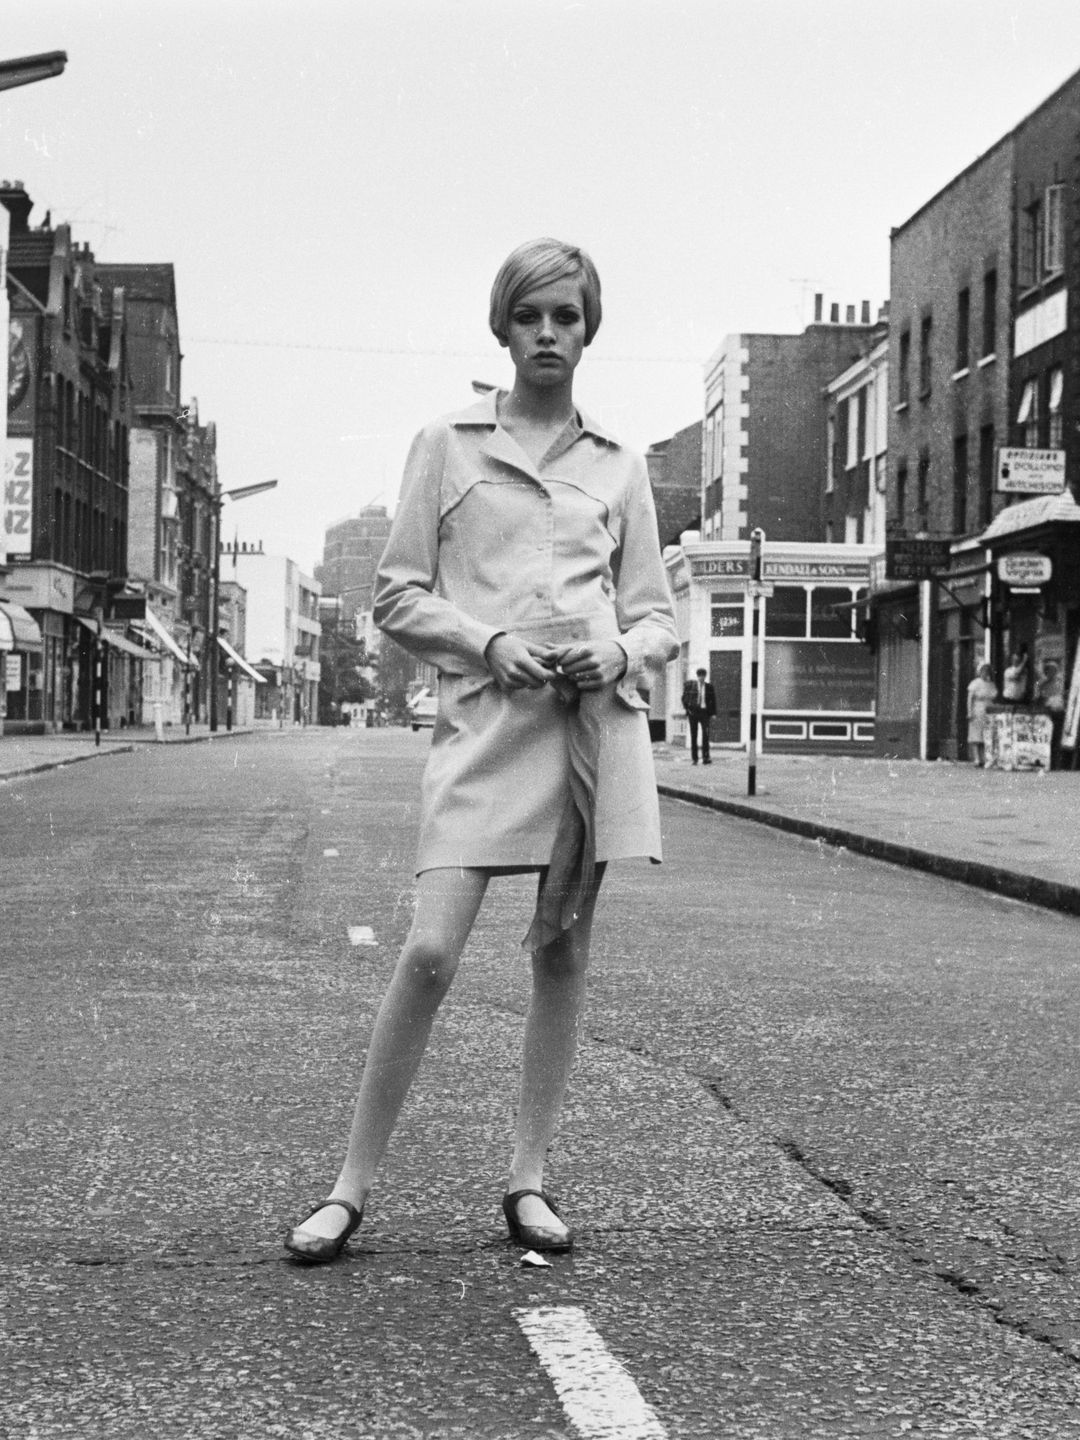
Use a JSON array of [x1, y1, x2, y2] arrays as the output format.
[[747, 529, 765, 797]]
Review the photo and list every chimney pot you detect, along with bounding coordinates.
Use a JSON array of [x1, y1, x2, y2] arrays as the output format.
[[861, 300, 871, 324], [814, 293, 823, 323], [830, 303, 840, 323], [846, 305, 856, 324]]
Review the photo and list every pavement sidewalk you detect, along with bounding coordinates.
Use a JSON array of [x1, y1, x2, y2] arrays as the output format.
[[0, 723, 258, 781], [652, 742, 1080, 918]]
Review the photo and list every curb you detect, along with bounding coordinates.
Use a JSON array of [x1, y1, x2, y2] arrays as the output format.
[[0, 728, 254, 783], [0, 745, 136, 782], [657, 782, 1080, 921]]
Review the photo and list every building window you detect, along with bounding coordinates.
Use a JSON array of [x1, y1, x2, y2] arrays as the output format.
[[845, 395, 858, 470], [918, 314, 932, 397], [978, 425, 995, 528], [896, 461, 908, 530], [955, 287, 970, 372], [952, 432, 968, 535], [710, 596, 744, 638], [811, 587, 854, 639], [825, 413, 836, 493], [981, 269, 997, 357], [1045, 184, 1065, 276], [898, 328, 911, 404], [766, 586, 808, 638], [1044, 366, 1064, 449], [1018, 198, 1043, 290], [1017, 377, 1040, 448], [916, 450, 930, 530]]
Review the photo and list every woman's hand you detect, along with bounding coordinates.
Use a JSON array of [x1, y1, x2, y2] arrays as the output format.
[[554, 640, 628, 691], [485, 633, 557, 692]]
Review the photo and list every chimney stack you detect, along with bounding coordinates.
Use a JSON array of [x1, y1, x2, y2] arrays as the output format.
[[0, 179, 33, 234], [861, 300, 871, 324], [814, 293, 823, 323]]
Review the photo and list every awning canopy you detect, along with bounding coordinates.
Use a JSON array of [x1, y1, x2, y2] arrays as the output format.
[[217, 635, 265, 683], [980, 489, 1080, 544], [0, 599, 43, 652], [137, 607, 194, 666], [77, 617, 158, 660]]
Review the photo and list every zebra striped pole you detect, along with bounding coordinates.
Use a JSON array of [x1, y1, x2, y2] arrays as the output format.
[[747, 528, 765, 796]]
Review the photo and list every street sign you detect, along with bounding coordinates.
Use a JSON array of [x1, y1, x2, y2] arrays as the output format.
[[997, 553, 1052, 588], [996, 447, 1066, 495], [885, 537, 952, 581]]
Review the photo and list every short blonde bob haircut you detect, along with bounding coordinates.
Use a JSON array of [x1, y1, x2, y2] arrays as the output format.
[[489, 238, 602, 347]]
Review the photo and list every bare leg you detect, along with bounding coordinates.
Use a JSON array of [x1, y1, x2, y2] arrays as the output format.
[[294, 867, 488, 1240], [506, 865, 605, 1237]]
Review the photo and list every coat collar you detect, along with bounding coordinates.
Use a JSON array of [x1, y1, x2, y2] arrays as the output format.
[[446, 389, 620, 448]]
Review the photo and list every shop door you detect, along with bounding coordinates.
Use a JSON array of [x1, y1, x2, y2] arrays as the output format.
[[710, 651, 742, 743]]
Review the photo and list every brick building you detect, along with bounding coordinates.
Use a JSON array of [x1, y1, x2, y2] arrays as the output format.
[[702, 305, 880, 545], [1, 181, 145, 733], [645, 420, 701, 548], [873, 66, 1080, 761]]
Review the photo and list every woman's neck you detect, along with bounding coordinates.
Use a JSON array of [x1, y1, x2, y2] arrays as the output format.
[[501, 379, 576, 428]]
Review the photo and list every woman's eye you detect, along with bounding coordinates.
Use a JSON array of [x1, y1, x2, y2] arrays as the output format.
[[556, 311, 581, 325]]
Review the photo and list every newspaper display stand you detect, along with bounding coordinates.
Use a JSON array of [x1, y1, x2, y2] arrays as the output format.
[[985, 706, 1053, 771]]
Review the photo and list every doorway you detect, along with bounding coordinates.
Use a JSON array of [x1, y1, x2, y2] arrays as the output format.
[[710, 650, 743, 743]]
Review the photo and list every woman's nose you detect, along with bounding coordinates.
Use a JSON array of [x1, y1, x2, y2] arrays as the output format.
[[536, 313, 556, 341]]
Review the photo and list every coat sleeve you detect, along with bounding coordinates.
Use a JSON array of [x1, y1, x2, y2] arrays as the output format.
[[373, 423, 505, 673], [610, 453, 680, 702]]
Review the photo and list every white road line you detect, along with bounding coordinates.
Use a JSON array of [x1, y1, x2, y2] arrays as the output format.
[[347, 926, 376, 946], [514, 1306, 668, 1440], [323, 847, 340, 857]]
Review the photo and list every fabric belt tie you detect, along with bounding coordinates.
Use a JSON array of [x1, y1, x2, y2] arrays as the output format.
[[523, 678, 603, 951]]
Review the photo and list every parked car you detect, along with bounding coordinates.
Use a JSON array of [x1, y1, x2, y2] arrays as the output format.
[[406, 686, 438, 731]]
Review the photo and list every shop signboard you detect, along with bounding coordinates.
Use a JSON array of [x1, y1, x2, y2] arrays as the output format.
[[997, 553, 1052, 589], [3, 436, 33, 555], [885, 537, 953, 581], [995, 447, 1066, 495], [6, 652, 22, 691]]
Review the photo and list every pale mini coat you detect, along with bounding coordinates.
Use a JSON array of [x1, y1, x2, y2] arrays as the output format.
[[373, 389, 680, 873]]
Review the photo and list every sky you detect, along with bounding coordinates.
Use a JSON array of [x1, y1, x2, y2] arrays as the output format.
[[4, 0, 1080, 574]]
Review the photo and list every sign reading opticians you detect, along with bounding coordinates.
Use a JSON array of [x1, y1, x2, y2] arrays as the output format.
[[996, 447, 1066, 495], [997, 552, 1052, 588]]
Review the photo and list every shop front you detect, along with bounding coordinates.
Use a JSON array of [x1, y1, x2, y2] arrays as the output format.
[[665, 540, 877, 753], [979, 489, 1080, 771], [0, 597, 45, 734]]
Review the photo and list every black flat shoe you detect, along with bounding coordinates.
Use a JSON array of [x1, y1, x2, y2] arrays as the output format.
[[502, 1189, 574, 1252], [284, 1198, 364, 1265]]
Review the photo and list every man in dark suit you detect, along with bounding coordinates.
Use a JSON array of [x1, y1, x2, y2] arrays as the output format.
[[681, 666, 716, 765]]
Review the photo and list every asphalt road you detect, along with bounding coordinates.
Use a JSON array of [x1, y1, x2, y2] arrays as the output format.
[[3, 728, 1080, 1439]]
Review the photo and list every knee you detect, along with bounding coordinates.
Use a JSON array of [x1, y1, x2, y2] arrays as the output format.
[[397, 938, 458, 1000]]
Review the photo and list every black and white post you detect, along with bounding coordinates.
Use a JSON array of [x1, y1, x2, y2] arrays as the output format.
[[747, 528, 766, 797]]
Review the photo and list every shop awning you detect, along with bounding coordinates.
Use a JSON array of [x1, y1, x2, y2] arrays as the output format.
[[217, 635, 265, 683], [980, 489, 1080, 543], [0, 599, 43, 652], [136, 607, 194, 666], [77, 617, 158, 660]]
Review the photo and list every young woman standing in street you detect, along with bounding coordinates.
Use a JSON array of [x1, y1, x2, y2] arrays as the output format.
[[284, 238, 678, 1262]]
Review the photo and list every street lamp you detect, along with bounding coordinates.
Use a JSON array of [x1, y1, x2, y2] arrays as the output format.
[[209, 479, 278, 732], [0, 51, 68, 93]]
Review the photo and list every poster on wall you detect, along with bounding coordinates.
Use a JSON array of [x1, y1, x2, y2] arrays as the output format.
[[3, 437, 33, 555], [986, 709, 1053, 770]]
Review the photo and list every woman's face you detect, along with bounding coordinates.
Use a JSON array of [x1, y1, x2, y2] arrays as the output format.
[[504, 276, 587, 389]]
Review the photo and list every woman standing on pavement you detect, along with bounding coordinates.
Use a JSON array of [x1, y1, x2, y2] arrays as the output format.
[[966, 662, 998, 766], [284, 238, 679, 1263]]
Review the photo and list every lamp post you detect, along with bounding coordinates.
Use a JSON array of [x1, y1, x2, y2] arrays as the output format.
[[209, 479, 278, 732], [0, 52, 67, 92]]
